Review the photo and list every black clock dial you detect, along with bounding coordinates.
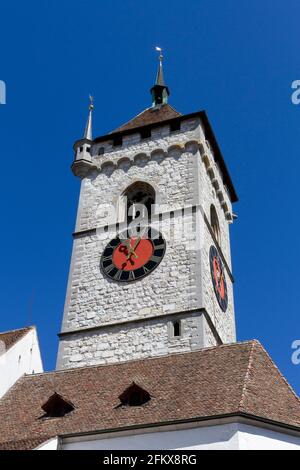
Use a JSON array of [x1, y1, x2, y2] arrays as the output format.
[[209, 245, 228, 312], [101, 227, 166, 282]]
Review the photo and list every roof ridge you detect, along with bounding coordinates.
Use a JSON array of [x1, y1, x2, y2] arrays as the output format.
[[22, 339, 256, 379], [238, 341, 300, 411], [166, 103, 182, 115], [238, 340, 257, 411], [0, 325, 34, 336]]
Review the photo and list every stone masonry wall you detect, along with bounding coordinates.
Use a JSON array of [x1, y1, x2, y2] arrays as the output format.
[[57, 115, 236, 368], [197, 138, 236, 344], [57, 311, 217, 369], [61, 212, 199, 332]]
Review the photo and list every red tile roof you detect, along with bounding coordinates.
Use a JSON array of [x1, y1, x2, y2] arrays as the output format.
[[112, 104, 181, 132], [0, 340, 298, 449], [0, 326, 33, 351]]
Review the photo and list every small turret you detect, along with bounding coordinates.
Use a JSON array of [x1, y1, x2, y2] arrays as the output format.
[[72, 96, 96, 178], [150, 47, 170, 107]]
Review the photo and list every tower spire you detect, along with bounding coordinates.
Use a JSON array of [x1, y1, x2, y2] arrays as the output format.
[[84, 95, 94, 140], [155, 47, 165, 86], [150, 47, 170, 107]]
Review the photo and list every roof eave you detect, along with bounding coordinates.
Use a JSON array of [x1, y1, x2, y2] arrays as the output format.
[[57, 412, 300, 443]]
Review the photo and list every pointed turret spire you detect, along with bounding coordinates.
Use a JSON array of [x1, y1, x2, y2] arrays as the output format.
[[155, 48, 165, 86], [84, 95, 94, 140], [150, 47, 170, 107]]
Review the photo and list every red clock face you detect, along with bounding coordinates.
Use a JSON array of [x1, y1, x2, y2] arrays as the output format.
[[101, 227, 166, 282], [112, 238, 154, 271], [209, 245, 228, 312]]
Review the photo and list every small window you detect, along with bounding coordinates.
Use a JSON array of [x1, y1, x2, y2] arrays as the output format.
[[118, 382, 151, 407], [210, 204, 221, 245], [173, 321, 181, 337], [170, 121, 180, 132], [98, 147, 105, 155], [40, 392, 75, 419], [86, 146, 90, 153], [140, 128, 151, 139], [113, 135, 122, 146]]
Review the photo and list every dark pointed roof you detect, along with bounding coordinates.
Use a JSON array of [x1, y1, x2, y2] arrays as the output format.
[[150, 52, 170, 106], [0, 341, 299, 449], [112, 104, 181, 133], [0, 326, 33, 351]]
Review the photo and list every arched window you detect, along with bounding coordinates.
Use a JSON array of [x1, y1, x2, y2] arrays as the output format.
[[123, 182, 155, 225], [210, 205, 221, 244]]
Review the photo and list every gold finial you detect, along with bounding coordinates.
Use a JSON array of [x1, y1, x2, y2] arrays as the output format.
[[89, 94, 94, 110], [155, 46, 163, 62]]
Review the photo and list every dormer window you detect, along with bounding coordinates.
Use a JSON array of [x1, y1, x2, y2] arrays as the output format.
[[41, 392, 74, 419], [118, 382, 151, 407]]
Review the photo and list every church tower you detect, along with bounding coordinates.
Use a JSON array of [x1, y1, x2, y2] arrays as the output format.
[[56, 52, 238, 370]]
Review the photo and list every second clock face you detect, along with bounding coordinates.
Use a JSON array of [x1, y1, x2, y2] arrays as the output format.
[[209, 245, 228, 312], [101, 227, 166, 282]]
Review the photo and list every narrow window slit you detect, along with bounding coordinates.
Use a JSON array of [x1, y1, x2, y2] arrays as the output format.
[[173, 321, 181, 337]]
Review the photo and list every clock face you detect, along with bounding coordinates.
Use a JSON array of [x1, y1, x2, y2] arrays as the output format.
[[101, 227, 166, 282], [209, 245, 228, 312]]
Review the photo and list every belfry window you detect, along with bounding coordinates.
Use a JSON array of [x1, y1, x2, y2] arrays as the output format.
[[123, 182, 155, 225], [210, 205, 221, 245], [118, 382, 151, 407]]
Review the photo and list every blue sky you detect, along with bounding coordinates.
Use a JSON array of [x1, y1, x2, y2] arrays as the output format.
[[0, 0, 299, 393]]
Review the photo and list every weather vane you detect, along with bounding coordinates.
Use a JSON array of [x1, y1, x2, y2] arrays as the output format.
[[89, 94, 94, 110]]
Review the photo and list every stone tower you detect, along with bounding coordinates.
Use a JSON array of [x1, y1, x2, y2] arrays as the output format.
[[56, 53, 238, 370]]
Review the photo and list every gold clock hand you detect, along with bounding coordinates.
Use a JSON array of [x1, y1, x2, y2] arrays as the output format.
[[126, 248, 138, 260], [125, 239, 138, 260], [127, 226, 148, 259], [125, 226, 148, 261], [218, 271, 224, 291]]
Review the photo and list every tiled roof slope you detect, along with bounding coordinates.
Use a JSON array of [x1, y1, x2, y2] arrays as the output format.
[[0, 341, 299, 450], [0, 326, 33, 351], [112, 104, 181, 132]]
